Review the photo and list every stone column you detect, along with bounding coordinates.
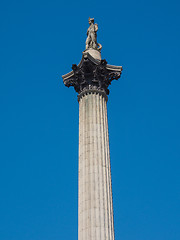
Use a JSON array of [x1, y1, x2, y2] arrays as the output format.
[[78, 91, 114, 240], [62, 47, 122, 240]]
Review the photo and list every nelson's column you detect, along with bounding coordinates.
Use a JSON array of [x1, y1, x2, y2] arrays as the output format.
[[62, 18, 122, 240]]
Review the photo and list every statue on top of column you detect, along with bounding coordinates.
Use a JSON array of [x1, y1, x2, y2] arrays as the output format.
[[85, 17, 102, 51]]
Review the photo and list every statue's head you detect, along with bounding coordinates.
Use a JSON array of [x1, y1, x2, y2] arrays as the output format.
[[88, 17, 94, 24]]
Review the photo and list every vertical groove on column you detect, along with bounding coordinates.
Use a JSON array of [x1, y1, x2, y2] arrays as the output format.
[[88, 93, 91, 239], [83, 96, 85, 240], [105, 97, 111, 239], [98, 93, 103, 239], [100, 94, 106, 240], [90, 93, 93, 240], [101, 96, 107, 240], [95, 93, 99, 240], [92, 93, 96, 239], [93, 93, 96, 239], [83, 95, 86, 240], [85, 93, 88, 240], [102, 97, 110, 240], [102, 97, 110, 239], [81, 96, 84, 240], [87, 93, 91, 240], [97, 93, 102, 240]]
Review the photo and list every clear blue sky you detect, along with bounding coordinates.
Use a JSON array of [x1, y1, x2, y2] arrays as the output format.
[[0, 0, 180, 239]]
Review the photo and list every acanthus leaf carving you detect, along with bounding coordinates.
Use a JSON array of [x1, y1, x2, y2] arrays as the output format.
[[63, 57, 122, 96]]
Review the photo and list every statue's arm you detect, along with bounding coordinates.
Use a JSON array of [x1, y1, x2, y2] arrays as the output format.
[[94, 23, 98, 32]]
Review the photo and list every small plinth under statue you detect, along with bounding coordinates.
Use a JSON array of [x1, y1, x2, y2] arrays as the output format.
[[84, 17, 102, 61]]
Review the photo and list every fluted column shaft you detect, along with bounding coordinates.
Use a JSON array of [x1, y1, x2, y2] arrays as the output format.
[[78, 91, 114, 240]]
